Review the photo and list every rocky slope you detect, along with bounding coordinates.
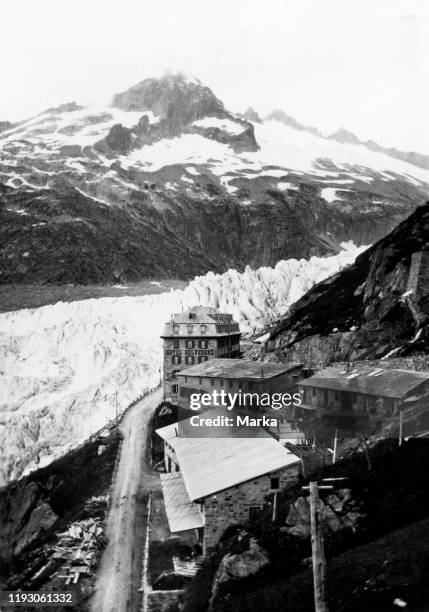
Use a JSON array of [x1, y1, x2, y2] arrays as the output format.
[[263, 203, 429, 365], [328, 127, 429, 171], [1, 73, 428, 284]]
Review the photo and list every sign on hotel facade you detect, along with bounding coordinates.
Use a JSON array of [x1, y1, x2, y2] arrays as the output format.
[[161, 306, 241, 402]]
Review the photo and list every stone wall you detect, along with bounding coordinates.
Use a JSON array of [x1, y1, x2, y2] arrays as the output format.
[[203, 464, 300, 550], [332, 356, 429, 372]]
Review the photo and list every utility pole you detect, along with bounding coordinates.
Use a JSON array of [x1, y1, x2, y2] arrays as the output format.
[[399, 408, 403, 446], [272, 490, 278, 522], [303, 477, 348, 611], [332, 429, 338, 464], [309, 481, 328, 612]]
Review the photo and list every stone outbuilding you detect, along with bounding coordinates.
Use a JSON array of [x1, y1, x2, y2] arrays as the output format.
[[156, 414, 300, 552]]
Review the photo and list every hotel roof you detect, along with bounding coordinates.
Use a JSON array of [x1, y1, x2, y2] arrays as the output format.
[[178, 358, 303, 380], [161, 306, 241, 337], [300, 366, 429, 399]]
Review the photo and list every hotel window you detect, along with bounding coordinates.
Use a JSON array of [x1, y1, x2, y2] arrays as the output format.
[[173, 324, 179, 335], [229, 380, 233, 388], [171, 384, 178, 395], [186, 339, 195, 349], [312, 388, 317, 396], [197, 356, 203, 364], [187, 324, 193, 334], [198, 377, 202, 385], [270, 477, 280, 490], [211, 379, 215, 387], [199, 339, 208, 349], [189, 313, 196, 320], [204, 356, 209, 362], [200, 324, 207, 334], [172, 355, 181, 365], [173, 339, 180, 349], [172, 370, 179, 380], [184, 376, 188, 383], [220, 379, 224, 386], [186, 356, 195, 365]]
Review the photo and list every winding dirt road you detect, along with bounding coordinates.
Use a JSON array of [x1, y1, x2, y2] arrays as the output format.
[[91, 388, 162, 612]]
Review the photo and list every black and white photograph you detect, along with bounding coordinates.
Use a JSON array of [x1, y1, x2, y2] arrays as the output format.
[[0, 1, 428, 610]]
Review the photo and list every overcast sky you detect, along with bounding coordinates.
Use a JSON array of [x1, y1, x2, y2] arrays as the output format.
[[1, 0, 428, 152]]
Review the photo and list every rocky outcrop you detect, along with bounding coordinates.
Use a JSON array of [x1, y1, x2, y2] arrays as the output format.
[[240, 106, 262, 123], [264, 203, 429, 364], [0, 121, 14, 133], [284, 489, 363, 538], [209, 535, 269, 610], [111, 74, 258, 152], [14, 503, 58, 556], [267, 109, 322, 137], [328, 128, 362, 145], [95, 123, 134, 155], [326, 128, 429, 171], [365, 142, 429, 171], [214, 538, 269, 581], [112, 73, 225, 121]]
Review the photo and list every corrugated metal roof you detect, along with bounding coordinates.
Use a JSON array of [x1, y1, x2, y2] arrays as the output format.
[[160, 472, 205, 532], [300, 366, 429, 398], [179, 358, 303, 380]]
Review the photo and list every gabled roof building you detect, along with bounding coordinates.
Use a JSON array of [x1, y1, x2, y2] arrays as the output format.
[[156, 410, 300, 552], [299, 365, 429, 435]]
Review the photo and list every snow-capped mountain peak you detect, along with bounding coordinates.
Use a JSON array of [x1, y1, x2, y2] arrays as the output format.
[[0, 73, 428, 285]]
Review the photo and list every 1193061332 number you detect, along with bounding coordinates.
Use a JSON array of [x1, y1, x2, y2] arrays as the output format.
[[0, 591, 76, 607]]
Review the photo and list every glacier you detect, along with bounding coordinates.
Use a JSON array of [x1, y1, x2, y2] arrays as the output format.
[[0, 242, 365, 486]]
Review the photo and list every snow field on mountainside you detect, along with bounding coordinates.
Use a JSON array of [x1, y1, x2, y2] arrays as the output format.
[[0, 243, 365, 486], [3, 101, 429, 189]]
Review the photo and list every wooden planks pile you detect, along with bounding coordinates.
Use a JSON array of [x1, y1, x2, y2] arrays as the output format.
[[51, 496, 109, 585], [54, 518, 107, 584]]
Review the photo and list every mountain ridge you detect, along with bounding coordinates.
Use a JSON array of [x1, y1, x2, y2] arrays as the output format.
[[1, 73, 428, 284]]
